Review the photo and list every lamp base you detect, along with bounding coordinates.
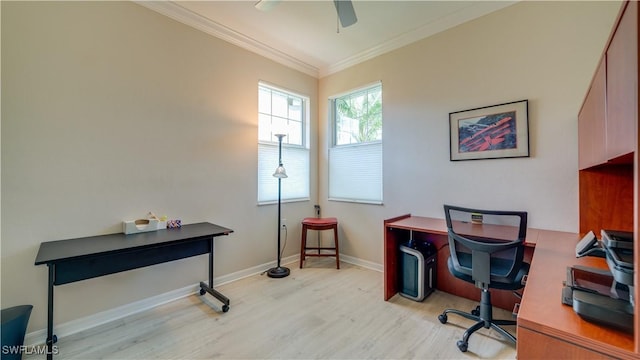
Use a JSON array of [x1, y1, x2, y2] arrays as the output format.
[[266, 266, 290, 278]]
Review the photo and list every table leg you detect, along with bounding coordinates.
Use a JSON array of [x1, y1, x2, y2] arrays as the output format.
[[46, 264, 57, 360], [199, 237, 230, 312], [209, 240, 214, 289]]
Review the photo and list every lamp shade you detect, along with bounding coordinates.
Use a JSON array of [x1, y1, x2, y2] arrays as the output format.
[[273, 165, 288, 178]]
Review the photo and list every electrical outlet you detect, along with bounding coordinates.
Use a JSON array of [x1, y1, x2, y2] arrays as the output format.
[[281, 218, 286, 228]]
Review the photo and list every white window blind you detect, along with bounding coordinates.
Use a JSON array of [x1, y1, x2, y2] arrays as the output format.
[[258, 143, 309, 203], [329, 142, 382, 203]]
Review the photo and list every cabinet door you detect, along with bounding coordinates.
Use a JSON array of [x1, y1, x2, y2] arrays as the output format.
[[578, 59, 607, 170], [606, 0, 637, 161]]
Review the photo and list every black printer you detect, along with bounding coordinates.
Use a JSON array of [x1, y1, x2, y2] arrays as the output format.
[[562, 229, 635, 334]]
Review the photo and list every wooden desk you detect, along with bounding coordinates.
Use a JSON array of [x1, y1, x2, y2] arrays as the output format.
[[35, 222, 233, 360], [383, 214, 635, 359], [517, 229, 635, 359], [384, 214, 536, 311]]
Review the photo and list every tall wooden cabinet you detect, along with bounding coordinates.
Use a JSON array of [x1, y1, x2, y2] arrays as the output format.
[[577, 0, 639, 355]]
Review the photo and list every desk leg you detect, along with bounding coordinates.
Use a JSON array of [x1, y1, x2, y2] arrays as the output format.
[[46, 264, 57, 360], [199, 237, 230, 312]]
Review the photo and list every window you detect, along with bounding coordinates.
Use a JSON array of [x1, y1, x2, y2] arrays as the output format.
[[257, 82, 310, 203], [329, 82, 383, 203]]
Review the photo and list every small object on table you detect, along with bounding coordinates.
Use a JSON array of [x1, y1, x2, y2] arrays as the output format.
[[167, 219, 182, 228]]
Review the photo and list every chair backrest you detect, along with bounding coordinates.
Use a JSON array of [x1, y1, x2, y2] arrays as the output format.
[[443, 204, 528, 289]]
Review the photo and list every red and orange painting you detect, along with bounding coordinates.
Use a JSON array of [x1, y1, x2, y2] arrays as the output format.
[[457, 111, 517, 153]]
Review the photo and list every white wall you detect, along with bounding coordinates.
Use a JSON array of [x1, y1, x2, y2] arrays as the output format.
[[1, 1, 317, 332], [318, 1, 621, 264]]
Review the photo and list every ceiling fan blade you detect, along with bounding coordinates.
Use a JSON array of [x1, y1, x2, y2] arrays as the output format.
[[255, 0, 281, 12], [333, 0, 357, 28]]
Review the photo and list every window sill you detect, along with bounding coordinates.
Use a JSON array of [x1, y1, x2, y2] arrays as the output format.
[[328, 198, 383, 205], [257, 197, 310, 206]]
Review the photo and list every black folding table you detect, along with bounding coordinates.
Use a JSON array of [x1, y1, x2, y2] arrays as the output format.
[[35, 222, 233, 359]]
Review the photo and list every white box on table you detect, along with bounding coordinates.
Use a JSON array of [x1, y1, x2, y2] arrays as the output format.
[[123, 219, 166, 234]]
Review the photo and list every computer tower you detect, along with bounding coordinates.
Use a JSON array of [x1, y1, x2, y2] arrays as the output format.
[[399, 242, 436, 301]]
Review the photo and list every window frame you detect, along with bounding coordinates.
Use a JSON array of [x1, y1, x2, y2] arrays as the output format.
[[257, 81, 310, 205], [328, 81, 383, 204], [331, 83, 383, 147]]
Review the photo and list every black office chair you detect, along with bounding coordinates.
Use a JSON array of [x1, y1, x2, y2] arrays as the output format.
[[438, 205, 529, 353], [1, 305, 33, 360]]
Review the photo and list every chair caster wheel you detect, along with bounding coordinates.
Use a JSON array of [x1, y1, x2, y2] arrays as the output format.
[[471, 306, 480, 316], [438, 313, 447, 324], [222, 305, 229, 312], [199, 288, 206, 296], [457, 340, 468, 352]]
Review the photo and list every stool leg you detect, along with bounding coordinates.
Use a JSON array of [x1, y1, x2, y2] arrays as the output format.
[[334, 224, 340, 269], [300, 224, 307, 268]]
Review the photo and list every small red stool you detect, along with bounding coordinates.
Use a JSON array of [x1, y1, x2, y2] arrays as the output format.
[[300, 217, 339, 269]]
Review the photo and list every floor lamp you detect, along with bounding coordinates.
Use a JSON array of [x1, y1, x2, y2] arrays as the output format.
[[267, 133, 290, 278]]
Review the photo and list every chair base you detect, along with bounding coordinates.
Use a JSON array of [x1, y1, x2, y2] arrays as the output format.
[[437, 290, 516, 352]]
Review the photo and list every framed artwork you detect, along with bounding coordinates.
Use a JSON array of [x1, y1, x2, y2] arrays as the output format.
[[449, 100, 529, 161]]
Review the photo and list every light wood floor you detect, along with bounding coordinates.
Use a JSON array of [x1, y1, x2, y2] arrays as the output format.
[[27, 259, 517, 359]]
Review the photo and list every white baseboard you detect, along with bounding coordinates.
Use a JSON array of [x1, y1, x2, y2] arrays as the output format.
[[25, 253, 380, 346], [339, 254, 383, 272], [24, 282, 200, 347]]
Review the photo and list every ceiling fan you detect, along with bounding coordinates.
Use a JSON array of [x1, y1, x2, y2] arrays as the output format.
[[255, 0, 358, 28]]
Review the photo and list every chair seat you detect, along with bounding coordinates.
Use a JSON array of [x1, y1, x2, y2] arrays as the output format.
[[302, 217, 338, 226], [448, 255, 529, 290]]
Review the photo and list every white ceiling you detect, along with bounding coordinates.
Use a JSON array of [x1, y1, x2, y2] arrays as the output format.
[[137, 1, 516, 78]]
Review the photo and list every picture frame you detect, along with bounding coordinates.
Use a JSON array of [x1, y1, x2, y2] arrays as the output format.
[[449, 99, 529, 161]]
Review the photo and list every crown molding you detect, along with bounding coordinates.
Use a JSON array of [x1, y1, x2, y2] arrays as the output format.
[[135, 0, 319, 78], [321, 1, 516, 77], [136, 1, 515, 79]]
